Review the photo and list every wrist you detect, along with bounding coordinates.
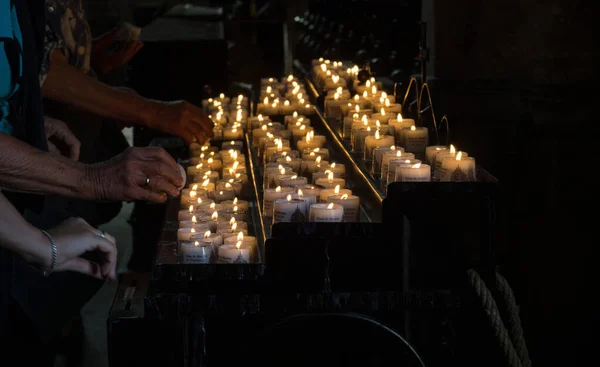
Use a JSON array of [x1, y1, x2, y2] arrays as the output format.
[[20, 228, 53, 268], [82, 163, 107, 201]]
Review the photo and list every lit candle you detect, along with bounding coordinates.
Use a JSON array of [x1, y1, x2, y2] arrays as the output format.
[[302, 147, 330, 161], [371, 108, 397, 124], [223, 127, 244, 140], [180, 240, 213, 264], [196, 201, 224, 216], [316, 162, 346, 178], [352, 126, 375, 153], [387, 159, 422, 185], [279, 175, 308, 188], [439, 152, 477, 182], [300, 156, 329, 177], [294, 189, 317, 216], [280, 100, 296, 115], [309, 203, 344, 222], [211, 189, 236, 203], [263, 186, 295, 217], [191, 230, 224, 253], [364, 129, 395, 160], [315, 171, 346, 189], [326, 194, 361, 222], [389, 114, 415, 145], [217, 222, 249, 239], [216, 180, 243, 196], [218, 205, 247, 222], [276, 156, 302, 172], [216, 217, 248, 232], [180, 188, 208, 207], [218, 241, 251, 264], [373, 146, 401, 174], [273, 194, 308, 223], [433, 145, 469, 177], [224, 232, 258, 253], [291, 125, 314, 144], [221, 140, 244, 151], [403, 126, 429, 153], [178, 204, 197, 222], [178, 226, 210, 242], [381, 150, 415, 181], [221, 198, 249, 212], [426, 145, 449, 164], [395, 163, 432, 182], [318, 184, 352, 203], [296, 131, 324, 151]]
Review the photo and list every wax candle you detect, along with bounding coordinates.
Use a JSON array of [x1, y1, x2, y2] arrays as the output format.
[[395, 163, 432, 182], [315, 172, 346, 189], [180, 188, 208, 207], [373, 146, 403, 174], [266, 167, 295, 189], [352, 126, 375, 153], [326, 194, 361, 222], [279, 175, 308, 188], [192, 171, 220, 183], [387, 159, 422, 185], [249, 114, 271, 129], [302, 148, 330, 161], [191, 230, 224, 249], [218, 242, 251, 264], [178, 226, 211, 242], [196, 202, 224, 216], [217, 224, 248, 240], [218, 207, 247, 222], [318, 185, 352, 203], [263, 186, 295, 217], [180, 240, 213, 264], [216, 181, 242, 196], [371, 108, 397, 124], [389, 115, 416, 144], [222, 127, 244, 140], [433, 145, 469, 178], [211, 189, 236, 203], [273, 194, 308, 223], [309, 203, 344, 222], [364, 130, 395, 160], [221, 198, 249, 212], [426, 146, 449, 164], [312, 171, 343, 184], [224, 232, 258, 251], [179, 214, 208, 229], [294, 189, 317, 216], [403, 126, 429, 153], [217, 218, 248, 232], [178, 205, 197, 222], [316, 162, 346, 178], [381, 150, 416, 181], [279, 100, 296, 115], [439, 152, 477, 182], [300, 157, 328, 177], [276, 156, 302, 172]]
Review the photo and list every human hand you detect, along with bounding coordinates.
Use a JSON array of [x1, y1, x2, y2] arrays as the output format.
[[45, 116, 81, 160], [147, 100, 214, 145], [36, 218, 117, 280], [89, 146, 183, 203]]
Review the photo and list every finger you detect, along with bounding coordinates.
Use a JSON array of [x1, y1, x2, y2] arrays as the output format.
[[187, 106, 214, 137], [60, 258, 104, 280], [142, 175, 180, 197], [48, 142, 61, 156], [139, 159, 181, 187], [53, 124, 81, 160], [86, 233, 118, 279], [185, 122, 207, 145]]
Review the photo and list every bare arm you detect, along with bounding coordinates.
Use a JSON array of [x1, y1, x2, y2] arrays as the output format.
[[0, 193, 117, 279], [0, 132, 183, 202], [0, 132, 94, 199], [42, 50, 154, 126], [42, 50, 213, 144]]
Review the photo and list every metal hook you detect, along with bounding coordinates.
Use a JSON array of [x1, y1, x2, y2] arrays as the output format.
[[418, 83, 440, 145], [440, 115, 451, 145], [402, 77, 420, 117]]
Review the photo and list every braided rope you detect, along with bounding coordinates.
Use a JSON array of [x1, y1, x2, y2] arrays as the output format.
[[495, 273, 532, 367], [467, 269, 524, 367]]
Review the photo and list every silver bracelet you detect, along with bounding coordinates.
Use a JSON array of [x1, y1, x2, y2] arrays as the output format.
[[40, 230, 58, 277]]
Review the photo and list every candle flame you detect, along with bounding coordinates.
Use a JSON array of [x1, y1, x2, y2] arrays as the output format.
[[197, 198, 203, 204], [367, 126, 372, 132], [363, 91, 368, 98], [450, 144, 456, 154], [266, 86, 272, 94], [237, 232, 244, 241], [258, 114, 264, 121], [236, 241, 242, 249], [298, 189, 304, 197], [201, 179, 209, 187], [397, 114, 403, 122], [204, 231, 211, 239], [334, 93, 339, 100], [327, 203, 334, 209], [188, 205, 194, 213], [412, 163, 422, 169], [316, 156, 322, 164], [280, 168, 286, 175], [375, 130, 381, 139], [191, 228, 196, 233], [293, 111, 298, 118], [341, 194, 349, 200], [361, 115, 368, 124], [334, 185, 340, 194], [284, 100, 290, 106], [230, 217, 236, 225], [366, 80, 371, 88], [210, 202, 216, 209], [331, 162, 336, 168], [376, 120, 381, 127], [287, 74, 294, 82], [225, 183, 232, 189], [405, 160, 411, 164], [275, 186, 282, 193], [219, 93, 225, 99], [381, 108, 386, 115], [320, 64, 327, 72], [371, 86, 377, 94], [191, 215, 197, 223], [353, 113, 359, 119], [233, 206, 238, 213], [456, 151, 463, 160], [208, 98, 213, 103], [232, 222, 238, 231], [211, 211, 218, 220], [410, 125, 416, 131], [397, 150, 403, 157], [263, 97, 269, 105], [286, 194, 292, 202], [190, 191, 197, 198], [305, 104, 311, 108]]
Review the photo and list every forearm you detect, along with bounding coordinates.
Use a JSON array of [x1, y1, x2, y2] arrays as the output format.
[[0, 193, 49, 267], [42, 50, 155, 126], [0, 133, 96, 200]]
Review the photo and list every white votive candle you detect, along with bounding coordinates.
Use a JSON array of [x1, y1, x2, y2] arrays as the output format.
[[426, 146, 449, 164], [273, 194, 308, 223], [326, 194, 361, 222], [221, 198, 249, 212], [190, 231, 224, 251], [364, 130, 395, 160], [218, 243, 251, 264], [389, 115, 416, 144], [178, 226, 210, 242], [315, 173, 346, 189], [439, 153, 477, 182], [319, 185, 352, 203], [387, 159, 422, 185], [381, 150, 414, 180], [263, 186, 295, 217], [180, 241, 213, 264], [395, 163, 432, 182], [309, 203, 344, 222]]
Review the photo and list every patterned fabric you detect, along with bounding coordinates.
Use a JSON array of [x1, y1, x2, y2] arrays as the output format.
[[40, 0, 93, 85], [0, 0, 23, 135]]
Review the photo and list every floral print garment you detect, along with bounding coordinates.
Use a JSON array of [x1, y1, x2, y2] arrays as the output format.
[[41, 0, 93, 85]]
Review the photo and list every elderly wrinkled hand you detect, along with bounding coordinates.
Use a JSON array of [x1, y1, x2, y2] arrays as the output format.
[[147, 100, 214, 145], [45, 116, 81, 160], [89, 147, 184, 203]]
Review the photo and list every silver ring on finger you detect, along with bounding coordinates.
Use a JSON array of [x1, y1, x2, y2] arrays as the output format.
[[99, 230, 106, 239], [144, 176, 151, 187]]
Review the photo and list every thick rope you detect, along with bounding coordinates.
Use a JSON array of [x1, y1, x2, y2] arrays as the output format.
[[494, 273, 532, 367], [467, 269, 525, 367]]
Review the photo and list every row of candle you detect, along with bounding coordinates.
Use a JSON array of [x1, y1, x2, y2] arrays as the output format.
[[176, 94, 261, 264], [252, 76, 362, 223], [311, 58, 478, 183]]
